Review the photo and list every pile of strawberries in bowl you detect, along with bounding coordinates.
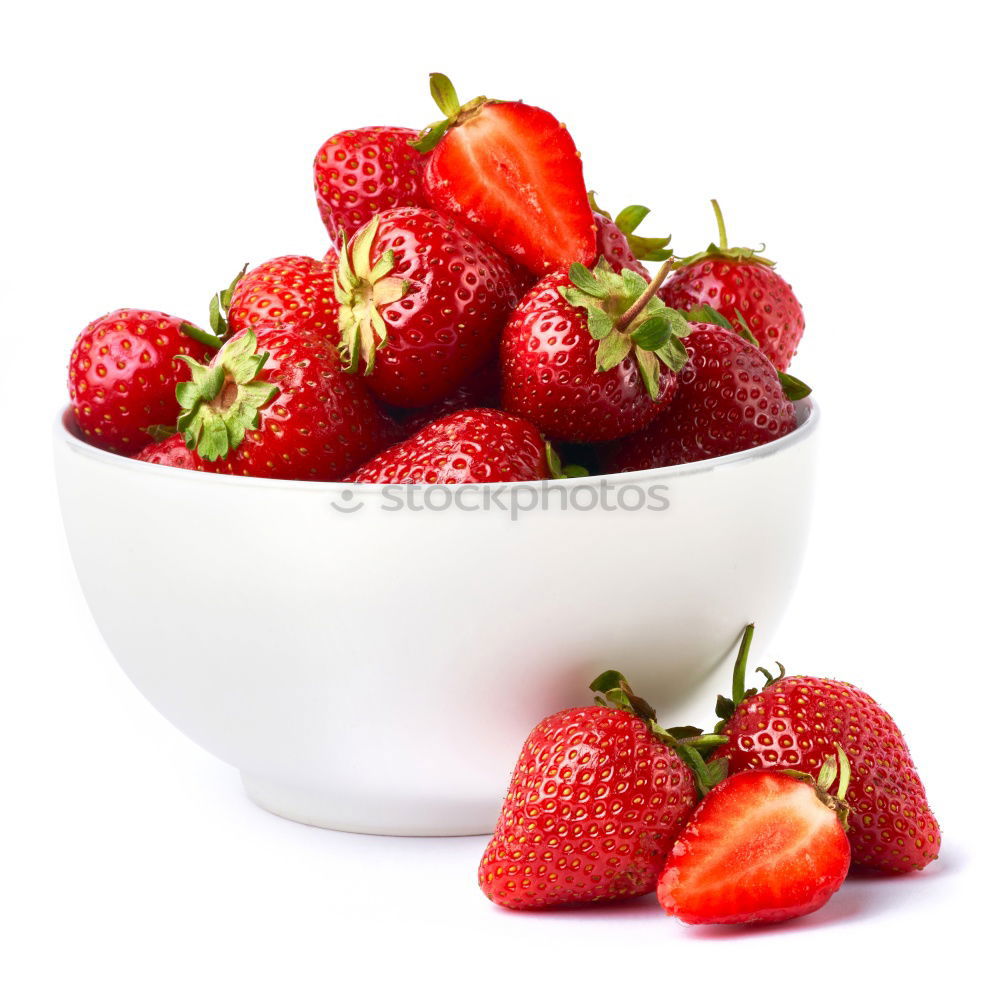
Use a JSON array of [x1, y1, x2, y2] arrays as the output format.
[[66, 73, 811, 483]]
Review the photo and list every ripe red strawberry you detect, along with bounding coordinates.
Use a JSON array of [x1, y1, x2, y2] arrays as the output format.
[[329, 208, 518, 408], [347, 408, 550, 484], [589, 192, 672, 280], [175, 326, 392, 481], [391, 362, 500, 438], [415, 73, 596, 277], [709, 625, 941, 873], [657, 763, 852, 925], [500, 259, 690, 442], [313, 126, 428, 242], [479, 673, 724, 910], [603, 321, 802, 472], [226, 256, 339, 347], [135, 434, 201, 470], [660, 201, 805, 370], [68, 309, 221, 455]]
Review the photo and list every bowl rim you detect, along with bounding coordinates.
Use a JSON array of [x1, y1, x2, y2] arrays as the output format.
[[54, 398, 818, 492]]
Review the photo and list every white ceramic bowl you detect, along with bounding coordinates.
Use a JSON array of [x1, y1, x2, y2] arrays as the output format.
[[54, 400, 818, 835]]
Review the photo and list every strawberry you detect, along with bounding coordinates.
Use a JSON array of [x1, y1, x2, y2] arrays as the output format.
[[589, 191, 672, 280], [135, 434, 201, 470], [709, 625, 941, 873], [313, 126, 428, 242], [226, 256, 340, 347], [175, 326, 392, 481], [660, 201, 805, 371], [603, 319, 804, 472], [329, 208, 519, 408], [500, 259, 690, 443], [347, 408, 550, 485], [68, 309, 221, 455], [479, 673, 725, 910], [657, 760, 852, 925], [414, 73, 596, 277], [391, 362, 500, 438]]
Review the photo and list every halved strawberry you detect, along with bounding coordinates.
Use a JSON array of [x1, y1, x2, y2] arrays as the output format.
[[414, 73, 596, 277], [657, 756, 852, 926]]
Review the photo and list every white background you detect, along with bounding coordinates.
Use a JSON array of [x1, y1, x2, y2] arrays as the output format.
[[2, 1, 997, 995]]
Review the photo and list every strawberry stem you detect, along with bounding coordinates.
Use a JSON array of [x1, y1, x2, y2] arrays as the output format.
[[711, 199, 728, 251], [614, 258, 675, 332], [731, 623, 755, 704]]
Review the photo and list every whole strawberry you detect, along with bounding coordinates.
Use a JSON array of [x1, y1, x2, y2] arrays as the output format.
[[175, 326, 392, 481], [658, 759, 852, 925], [347, 408, 549, 484], [226, 256, 339, 347], [479, 673, 723, 909], [313, 126, 428, 242], [709, 625, 941, 873], [415, 74, 596, 277], [135, 434, 201, 470], [330, 208, 518, 408], [603, 320, 803, 472], [660, 201, 804, 371], [501, 259, 690, 442], [589, 192, 672, 280], [69, 309, 221, 454]]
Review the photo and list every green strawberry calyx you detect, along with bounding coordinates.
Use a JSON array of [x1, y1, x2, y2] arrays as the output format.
[[545, 441, 588, 480], [675, 199, 776, 269], [590, 671, 729, 797], [713, 623, 792, 730], [559, 257, 690, 400], [175, 330, 278, 461], [332, 216, 411, 375], [588, 191, 672, 262], [410, 73, 503, 154]]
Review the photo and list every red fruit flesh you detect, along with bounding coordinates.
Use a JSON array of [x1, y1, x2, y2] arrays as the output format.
[[660, 259, 804, 371], [480, 705, 697, 909], [712, 676, 941, 873], [68, 309, 217, 455], [347, 408, 547, 485], [657, 771, 850, 925], [501, 270, 678, 443], [425, 102, 596, 277], [313, 126, 428, 241], [603, 323, 796, 472], [390, 362, 500, 438]]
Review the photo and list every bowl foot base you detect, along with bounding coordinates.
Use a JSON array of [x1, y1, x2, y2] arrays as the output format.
[[240, 772, 497, 837]]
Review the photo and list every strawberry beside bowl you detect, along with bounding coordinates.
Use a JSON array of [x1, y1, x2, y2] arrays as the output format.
[[54, 399, 819, 836]]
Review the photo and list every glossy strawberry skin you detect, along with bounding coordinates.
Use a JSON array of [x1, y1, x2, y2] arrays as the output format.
[[500, 270, 678, 443], [603, 323, 796, 471], [347, 408, 547, 485], [657, 771, 850, 925], [425, 101, 596, 277], [710, 676, 941, 873], [594, 212, 650, 279], [660, 258, 804, 371], [135, 434, 201, 470], [228, 255, 339, 348], [331, 207, 519, 408], [313, 126, 428, 241], [69, 309, 217, 455], [196, 327, 392, 481], [479, 705, 697, 909]]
